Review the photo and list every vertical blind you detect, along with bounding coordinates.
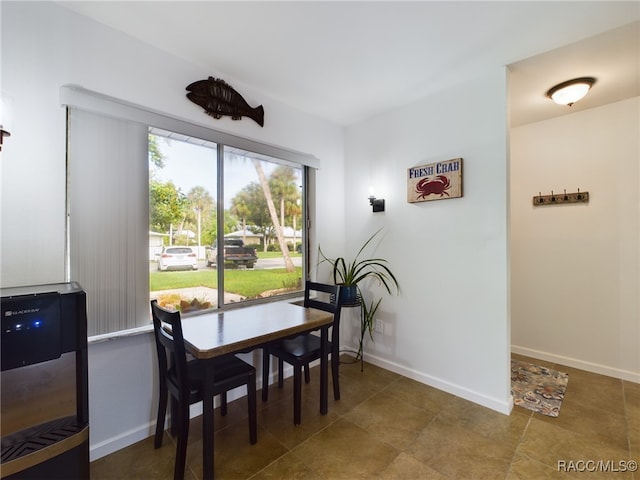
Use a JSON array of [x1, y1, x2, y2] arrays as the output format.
[[67, 107, 150, 336]]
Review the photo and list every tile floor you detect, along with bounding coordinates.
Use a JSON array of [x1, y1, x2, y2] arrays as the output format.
[[91, 354, 639, 479]]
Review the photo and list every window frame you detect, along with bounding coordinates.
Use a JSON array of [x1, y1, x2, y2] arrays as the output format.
[[149, 128, 309, 313], [62, 85, 317, 339]]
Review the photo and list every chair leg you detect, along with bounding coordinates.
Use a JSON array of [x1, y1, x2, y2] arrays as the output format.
[[220, 392, 228, 416], [170, 396, 179, 436], [293, 364, 302, 425], [173, 397, 190, 480], [248, 371, 258, 445], [262, 347, 270, 402], [304, 363, 310, 383], [154, 384, 168, 449], [278, 359, 284, 388], [331, 351, 340, 400]]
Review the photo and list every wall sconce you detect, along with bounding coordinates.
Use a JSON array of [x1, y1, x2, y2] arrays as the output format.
[[369, 196, 385, 212], [368, 187, 385, 212], [0, 126, 10, 152], [1, 94, 13, 152], [546, 77, 596, 106]]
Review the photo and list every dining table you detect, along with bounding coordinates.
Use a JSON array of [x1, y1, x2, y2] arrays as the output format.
[[179, 300, 335, 480]]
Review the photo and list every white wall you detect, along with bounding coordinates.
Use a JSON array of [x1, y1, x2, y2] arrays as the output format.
[[510, 98, 640, 382], [342, 69, 512, 413], [1, 1, 345, 460]]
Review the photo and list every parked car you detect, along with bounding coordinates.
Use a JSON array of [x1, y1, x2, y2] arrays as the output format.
[[205, 239, 258, 269], [157, 246, 198, 271]]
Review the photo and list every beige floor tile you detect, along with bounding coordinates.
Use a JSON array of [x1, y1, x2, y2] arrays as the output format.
[[406, 417, 516, 479], [258, 392, 341, 450], [383, 376, 457, 414], [186, 422, 288, 480], [518, 418, 633, 478], [343, 390, 435, 449], [558, 366, 626, 416], [535, 396, 629, 451], [512, 354, 556, 370], [90, 433, 197, 480], [186, 397, 254, 441], [377, 452, 449, 480], [439, 395, 531, 446], [506, 452, 572, 480], [249, 453, 324, 480], [624, 381, 640, 421], [91, 357, 634, 480], [338, 356, 402, 391], [290, 417, 399, 479], [624, 380, 640, 460]]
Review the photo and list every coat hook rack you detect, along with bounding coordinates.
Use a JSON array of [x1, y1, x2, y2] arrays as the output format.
[[533, 189, 589, 206]]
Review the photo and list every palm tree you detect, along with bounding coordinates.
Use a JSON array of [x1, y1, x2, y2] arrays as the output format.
[[253, 160, 295, 272], [230, 190, 251, 243], [269, 166, 298, 234], [187, 186, 214, 248]]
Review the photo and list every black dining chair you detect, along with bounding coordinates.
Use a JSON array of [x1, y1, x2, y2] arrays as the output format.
[[151, 300, 257, 480], [261, 281, 343, 425]]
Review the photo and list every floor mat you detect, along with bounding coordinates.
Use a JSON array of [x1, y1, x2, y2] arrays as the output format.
[[511, 360, 569, 417]]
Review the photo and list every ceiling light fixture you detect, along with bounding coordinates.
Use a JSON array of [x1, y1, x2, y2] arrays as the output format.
[[546, 77, 596, 106]]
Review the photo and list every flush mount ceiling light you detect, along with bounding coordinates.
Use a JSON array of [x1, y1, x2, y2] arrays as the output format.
[[546, 77, 596, 106]]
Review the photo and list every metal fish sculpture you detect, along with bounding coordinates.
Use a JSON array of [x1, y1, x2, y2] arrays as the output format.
[[186, 77, 264, 127]]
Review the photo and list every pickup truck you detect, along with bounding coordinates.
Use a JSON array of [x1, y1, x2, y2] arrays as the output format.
[[205, 239, 258, 269]]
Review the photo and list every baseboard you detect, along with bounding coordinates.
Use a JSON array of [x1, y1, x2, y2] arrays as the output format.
[[512, 345, 640, 383], [90, 423, 154, 462], [351, 351, 513, 415], [90, 366, 286, 462]]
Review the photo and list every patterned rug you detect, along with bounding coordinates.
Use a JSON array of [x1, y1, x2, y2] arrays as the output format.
[[511, 360, 569, 417]]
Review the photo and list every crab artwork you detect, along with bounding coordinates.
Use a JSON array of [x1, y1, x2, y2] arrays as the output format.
[[407, 158, 463, 203], [415, 175, 451, 199]]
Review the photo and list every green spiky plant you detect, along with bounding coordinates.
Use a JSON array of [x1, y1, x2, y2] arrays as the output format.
[[319, 228, 399, 360]]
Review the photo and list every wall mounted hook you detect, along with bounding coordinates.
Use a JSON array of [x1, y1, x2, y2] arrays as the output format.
[[533, 189, 589, 206]]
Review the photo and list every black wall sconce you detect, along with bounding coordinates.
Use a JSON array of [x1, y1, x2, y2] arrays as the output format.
[[0, 126, 10, 152], [1, 94, 12, 152], [369, 195, 385, 213]]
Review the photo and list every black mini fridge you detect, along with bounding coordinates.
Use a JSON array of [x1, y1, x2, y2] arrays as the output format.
[[1, 282, 89, 480]]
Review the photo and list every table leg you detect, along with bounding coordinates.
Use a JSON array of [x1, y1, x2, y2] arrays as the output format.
[[202, 360, 215, 480], [320, 326, 328, 415]]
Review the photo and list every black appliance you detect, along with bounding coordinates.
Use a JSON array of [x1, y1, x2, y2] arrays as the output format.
[[1, 282, 89, 480]]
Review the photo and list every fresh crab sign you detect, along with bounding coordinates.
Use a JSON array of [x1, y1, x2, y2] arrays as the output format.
[[407, 158, 463, 203]]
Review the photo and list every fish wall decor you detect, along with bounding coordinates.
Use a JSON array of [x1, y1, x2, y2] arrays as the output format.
[[186, 77, 264, 127]]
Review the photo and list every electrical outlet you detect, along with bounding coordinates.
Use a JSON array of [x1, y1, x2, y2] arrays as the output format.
[[375, 319, 384, 334]]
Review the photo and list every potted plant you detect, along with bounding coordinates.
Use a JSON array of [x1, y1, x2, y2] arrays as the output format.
[[319, 228, 399, 361]]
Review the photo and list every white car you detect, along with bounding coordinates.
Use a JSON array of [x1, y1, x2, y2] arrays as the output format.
[[157, 246, 198, 271]]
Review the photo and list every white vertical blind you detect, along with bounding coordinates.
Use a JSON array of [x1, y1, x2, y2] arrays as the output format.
[[67, 107, 149, 336]]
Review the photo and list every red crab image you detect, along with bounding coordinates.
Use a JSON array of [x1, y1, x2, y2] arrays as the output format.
[[415, 175, 451, 198]]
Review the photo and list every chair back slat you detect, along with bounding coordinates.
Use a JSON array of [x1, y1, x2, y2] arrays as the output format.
[[303, 281, 343, 344], [151, 300, 190, 398]]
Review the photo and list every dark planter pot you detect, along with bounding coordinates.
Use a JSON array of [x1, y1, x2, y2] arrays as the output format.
[[339, 284, 358, 304]]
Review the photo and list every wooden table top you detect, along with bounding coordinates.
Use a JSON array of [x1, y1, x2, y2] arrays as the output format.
[[180, 301, 334, 360]]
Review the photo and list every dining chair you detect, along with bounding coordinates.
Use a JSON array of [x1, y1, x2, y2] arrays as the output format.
[[261, 281, 343, 425], [151, 300, 257, 480]]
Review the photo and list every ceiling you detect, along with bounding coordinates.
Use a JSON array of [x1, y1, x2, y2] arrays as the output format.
[[57, 1, 639, 127]]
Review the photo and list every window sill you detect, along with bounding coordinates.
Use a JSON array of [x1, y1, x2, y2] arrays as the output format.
[[87, 294, 306, 345], [88, 324, 153, 345]]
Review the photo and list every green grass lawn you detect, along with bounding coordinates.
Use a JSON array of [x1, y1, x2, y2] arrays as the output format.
[[256, 251, 302, 259], [150, 267, 303, 298]]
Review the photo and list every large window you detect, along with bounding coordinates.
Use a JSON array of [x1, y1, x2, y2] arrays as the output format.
[[64, 86, 315, 337], [149, 131, 305, 314]]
